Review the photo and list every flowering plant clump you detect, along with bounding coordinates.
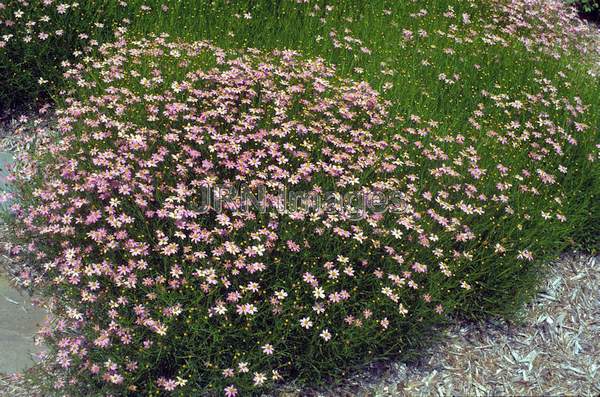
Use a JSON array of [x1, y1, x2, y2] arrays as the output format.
[[1, 0, 95, 106], [493, 0, 600, 59], [3, 31, 596, 396], [0, 0, 136, 107]]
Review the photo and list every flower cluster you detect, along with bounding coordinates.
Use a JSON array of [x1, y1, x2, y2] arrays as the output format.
[[4, 29, 595, 395], [493, 0, 600, 60], [1, 0, 598, 395]]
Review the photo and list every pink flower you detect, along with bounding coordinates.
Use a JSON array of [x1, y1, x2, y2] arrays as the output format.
[[286, 240, 300, 252], [224, 385, 238, 397], [262, 343, 274, 355], [320, 329, 332, 341], [300, 317, 313, 329]]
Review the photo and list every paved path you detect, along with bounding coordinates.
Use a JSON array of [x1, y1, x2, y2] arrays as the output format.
[[0, 148, 46, 373], [0, 275, 45, 374]]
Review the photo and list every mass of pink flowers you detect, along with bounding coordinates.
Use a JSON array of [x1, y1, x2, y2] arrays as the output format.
[[0, 0, 598, 396], [4, 32, 594, 394], [493, 0, 600, 62]]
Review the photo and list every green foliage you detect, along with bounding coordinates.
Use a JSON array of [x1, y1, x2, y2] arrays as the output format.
[[565, 0, 600, 13]]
